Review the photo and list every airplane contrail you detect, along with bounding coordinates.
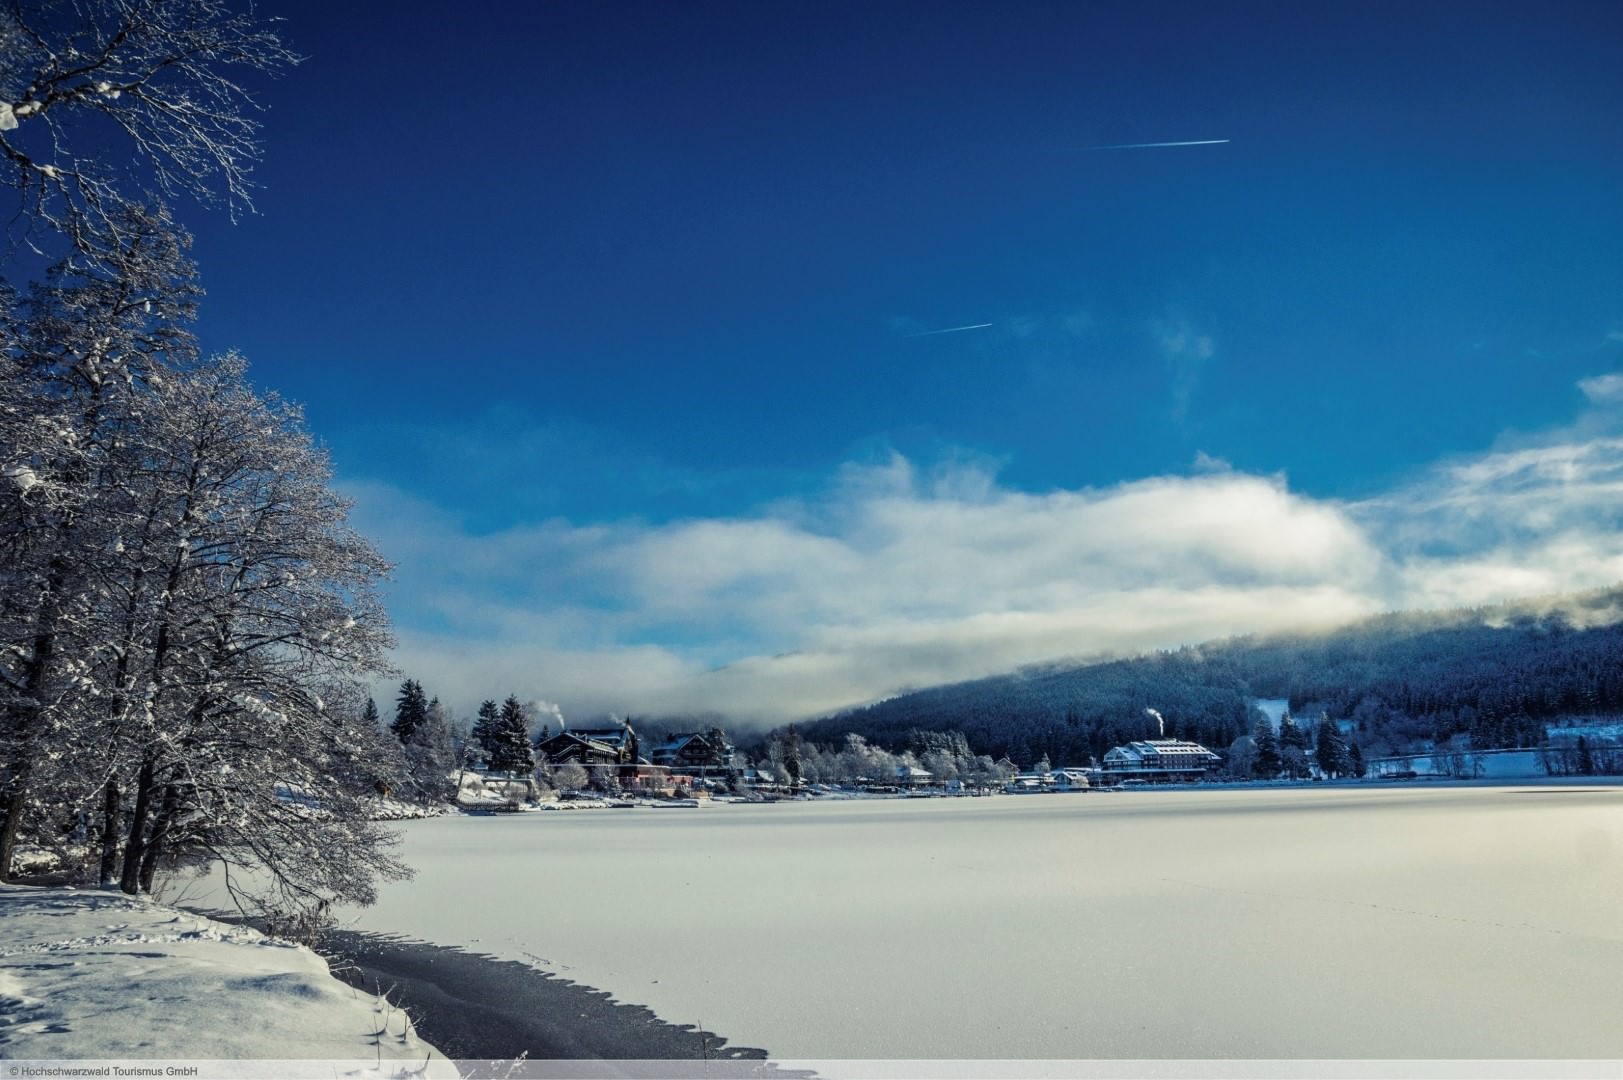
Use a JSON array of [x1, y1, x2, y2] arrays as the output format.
[[1078, 138, 1230, 151], [904, 322, 993, 338]]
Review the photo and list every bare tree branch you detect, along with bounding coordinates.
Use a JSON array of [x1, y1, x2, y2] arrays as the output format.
[[0, 0, 299, 268]]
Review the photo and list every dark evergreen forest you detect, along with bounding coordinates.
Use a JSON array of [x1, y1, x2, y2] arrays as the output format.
[[790, 588, 1623, 767]]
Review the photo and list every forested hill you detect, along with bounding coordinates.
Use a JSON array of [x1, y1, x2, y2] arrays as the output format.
[[792, 588, 1623, 766]]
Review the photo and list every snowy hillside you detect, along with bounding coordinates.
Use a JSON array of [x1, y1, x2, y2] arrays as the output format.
[[0, 885, 454, 1077]]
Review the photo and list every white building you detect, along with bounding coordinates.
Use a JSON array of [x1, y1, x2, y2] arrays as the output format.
[[1102, 739, 1220, 782]]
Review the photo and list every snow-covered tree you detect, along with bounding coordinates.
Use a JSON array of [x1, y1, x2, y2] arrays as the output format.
[[1314, 716, 1350, 778], [399, 698, 456, 806], [95, 353, 402, 904], [0, 209, 200, 881], [834, 733, 896, 785], [0, 0, 298, 269], [486, 695, 532, 776], [0, 2, 414, 928], [552, 763, 588, 794], [1, 337, 409, 918], [470, 699, 501, 767], [391, 679, 427, 743]]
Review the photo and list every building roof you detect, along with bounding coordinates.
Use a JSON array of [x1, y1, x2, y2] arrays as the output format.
[[651, 731, 731, 756], [1104, 738, 1220, 769], [538, 729, 632, 761], [569, 726, 631, 742]]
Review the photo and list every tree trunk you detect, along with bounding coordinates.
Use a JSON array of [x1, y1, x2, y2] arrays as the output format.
[[0, 617, 59, 883], [0, 767, 32, 884], [120, 757, 157, 894], [138, 783, 180, 894], [99, 780, 122, 886]]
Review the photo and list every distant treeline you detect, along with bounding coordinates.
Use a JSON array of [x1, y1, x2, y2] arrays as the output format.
[[788, 588, 1623, 767]]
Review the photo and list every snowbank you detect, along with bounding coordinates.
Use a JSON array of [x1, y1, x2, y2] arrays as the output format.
[[0, 884, 456, 1078]]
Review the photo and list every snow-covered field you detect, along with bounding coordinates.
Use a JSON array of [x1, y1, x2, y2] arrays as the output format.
[[294, 785, 1623, 1062], [0, 885, 455, 1077]]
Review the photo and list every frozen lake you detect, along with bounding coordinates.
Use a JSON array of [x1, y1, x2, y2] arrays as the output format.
[[332, 786, 1623, 1060]]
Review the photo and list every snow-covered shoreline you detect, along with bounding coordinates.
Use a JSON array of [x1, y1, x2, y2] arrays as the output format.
[[0, 884, 456, 1078]]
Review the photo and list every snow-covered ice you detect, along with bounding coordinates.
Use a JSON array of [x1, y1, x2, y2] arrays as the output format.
[[0, 884, 455, 1076], [317, 785, 1623, 1060]]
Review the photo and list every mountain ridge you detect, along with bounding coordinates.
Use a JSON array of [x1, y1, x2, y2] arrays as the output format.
[[780, 585, 1623, 765]]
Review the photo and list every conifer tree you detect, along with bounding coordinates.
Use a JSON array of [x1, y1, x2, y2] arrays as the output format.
[[1252, 714, 1282, 778], [488, 695, 533, 776], [471, 699, 501, 767], [1278, 712, 1309, 751], [1314, 716, 1351, 778], [391, 679, 428, 743]]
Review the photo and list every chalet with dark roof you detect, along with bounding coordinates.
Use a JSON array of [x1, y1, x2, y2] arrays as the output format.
[[649, 729, 734, 777], [536, 720, 640, 768]]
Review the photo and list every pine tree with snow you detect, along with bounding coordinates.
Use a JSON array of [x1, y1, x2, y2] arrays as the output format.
[[1314, 716, 1351, 778], [392, 680, 428, 743], [488, 696, 533, 776], [471, 699, 502, 767]]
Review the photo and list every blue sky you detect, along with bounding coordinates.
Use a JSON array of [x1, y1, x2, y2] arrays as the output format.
[[184, 1, 1623, 724]]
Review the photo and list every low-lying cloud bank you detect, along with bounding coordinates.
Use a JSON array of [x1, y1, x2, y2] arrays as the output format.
[[351, 379, 1623, 726]]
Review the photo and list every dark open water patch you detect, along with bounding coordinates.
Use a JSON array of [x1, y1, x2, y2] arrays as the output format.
[[318, 928, 806, 1074]]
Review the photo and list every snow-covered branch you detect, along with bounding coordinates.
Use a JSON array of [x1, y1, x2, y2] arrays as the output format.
[[0, 0, 298, 268]]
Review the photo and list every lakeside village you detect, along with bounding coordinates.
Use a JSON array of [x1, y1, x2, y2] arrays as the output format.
[[460, 721, 1219, 808], [429, 693, 1623, 813]]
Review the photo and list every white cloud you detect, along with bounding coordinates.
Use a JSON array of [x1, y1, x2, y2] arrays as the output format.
[[1361, 437, 1623, 551], [1577, 372, 1623, 405], [348, 407, 1623, 729]]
